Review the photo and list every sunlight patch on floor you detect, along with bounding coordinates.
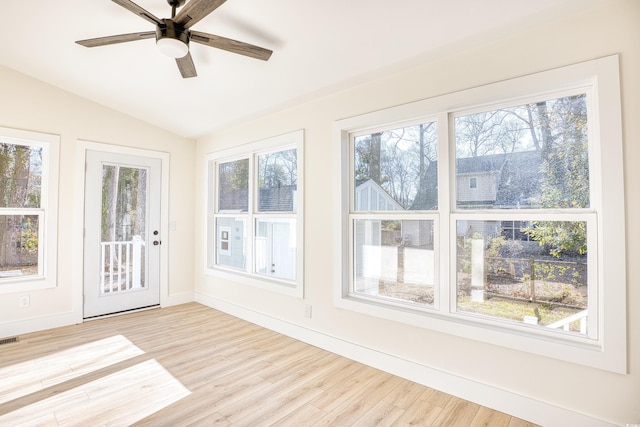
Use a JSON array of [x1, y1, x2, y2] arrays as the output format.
[[0, 335, 145, 405], [0, 358, 191, 426]]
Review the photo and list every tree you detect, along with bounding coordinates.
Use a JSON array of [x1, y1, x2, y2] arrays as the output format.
[[102, 165, 120, 243], [524, 95, 589, 256], [258, 149, 297, 188], [455, 110, 509, 157], [354, 124, 437, 210], [0, 143, 37, 270], [455, 94, 589, 257], [218, 159, 249, 211]]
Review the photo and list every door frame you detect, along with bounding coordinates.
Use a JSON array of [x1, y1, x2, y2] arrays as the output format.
[[73, 141, 170, 322]]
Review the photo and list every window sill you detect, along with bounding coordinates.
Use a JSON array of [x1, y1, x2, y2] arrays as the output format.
[[335, 293, 621, 373]]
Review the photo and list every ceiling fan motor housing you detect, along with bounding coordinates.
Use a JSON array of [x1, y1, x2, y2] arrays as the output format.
[[156, 19, 189, 45]]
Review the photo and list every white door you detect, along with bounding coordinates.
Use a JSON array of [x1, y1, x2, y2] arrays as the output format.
[[83, 150, 162, 318]]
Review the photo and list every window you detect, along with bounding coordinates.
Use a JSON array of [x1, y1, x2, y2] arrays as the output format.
[[334, 56, 626, 372], [0, 127, 59, 293], [207, 130, 303, 297], [351, 122, 438, 307], [453, 93, 594, 329]]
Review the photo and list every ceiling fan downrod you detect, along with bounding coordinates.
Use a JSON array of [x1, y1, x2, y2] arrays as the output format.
[[167, 0, 186, 18]]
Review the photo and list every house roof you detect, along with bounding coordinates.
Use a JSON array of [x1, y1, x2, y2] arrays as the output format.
[[218, 185, 296, 212], [410, 150, 542, 210], [258, 185, 296, 212]]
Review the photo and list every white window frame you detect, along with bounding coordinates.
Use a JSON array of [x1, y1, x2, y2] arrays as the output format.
[[333, 55, 626, 373], [206, 130, 304, 298], [0, 127, 59, 294]]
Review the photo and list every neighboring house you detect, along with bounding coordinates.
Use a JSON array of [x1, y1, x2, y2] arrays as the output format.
[[216, 185, 297, 279], [411, 151, 541, 239], [411, 150, 542, 211], [354, 179, 434, 288], [355, 178, 432, 247], [354, 179, 403, 212]]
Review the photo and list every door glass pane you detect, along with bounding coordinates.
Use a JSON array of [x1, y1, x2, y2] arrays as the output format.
[[255, 217, 296, 280], [354, 219, 435, 306], [454, 93, 589, 210], [100, 165, 148, 294], [215, 216, 246, 270], [455, 220, 589, 335], [257, 149, 297, 212], [0, 214, 39, 278], [353, 122, 438, 211], [218, 159, 249, 211]]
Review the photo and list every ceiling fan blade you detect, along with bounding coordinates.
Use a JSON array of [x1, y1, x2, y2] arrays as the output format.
[[76, 31, 156, 47], [176, 52, 197, 78], [111, 0, 163, 25], [191, 30, 272, 61], [174, 0, 226, 29]]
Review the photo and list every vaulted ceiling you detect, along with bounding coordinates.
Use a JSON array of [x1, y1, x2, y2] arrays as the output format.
[[0, 0, 607, 138]]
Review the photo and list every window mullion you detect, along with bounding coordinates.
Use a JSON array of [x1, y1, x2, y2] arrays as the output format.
[[247, 154, 255, 275], [438, 111, 451, 314]]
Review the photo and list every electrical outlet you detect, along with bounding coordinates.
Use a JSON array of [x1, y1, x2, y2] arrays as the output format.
[[19, 295, 30, 308], [304, 304, 312, 318]]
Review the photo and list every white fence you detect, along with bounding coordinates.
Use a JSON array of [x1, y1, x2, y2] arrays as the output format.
[[101, 236, 145, 294], [547, 309, 588, 334]]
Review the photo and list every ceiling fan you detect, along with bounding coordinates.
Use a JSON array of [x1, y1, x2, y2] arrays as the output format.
[[76, 0, 273, 78]]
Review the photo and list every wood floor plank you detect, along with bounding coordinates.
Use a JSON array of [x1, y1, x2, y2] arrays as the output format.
[[392, 387, 444, 426], [351, 400, 405, 427], [0, 303, 540, 427], [432, 397, 482, 427], [384, 378, 432, 410], [470, 406, 513, 427], [312, 372, 406, 426], [269, 403, 326, 427], [508, 418, 541, 427]]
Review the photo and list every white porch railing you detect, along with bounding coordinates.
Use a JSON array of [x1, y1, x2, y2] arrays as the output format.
[[100, 235, 145, 294], [547, 309, 588, 334]]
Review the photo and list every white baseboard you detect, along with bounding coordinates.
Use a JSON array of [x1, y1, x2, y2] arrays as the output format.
[[0, 311, 81, 338], [0, 292, 194, 339], [194, 292, 615, 427], [162, 291, 194, 307]]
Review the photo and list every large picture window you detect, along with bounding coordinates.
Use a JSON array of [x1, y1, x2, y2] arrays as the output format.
[[207, 130, 303, 297], [0, 127, 59, 293], [334, 56, 626, 372]]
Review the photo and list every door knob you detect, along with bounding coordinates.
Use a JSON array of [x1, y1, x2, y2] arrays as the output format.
[[153, 240, 161, 246]]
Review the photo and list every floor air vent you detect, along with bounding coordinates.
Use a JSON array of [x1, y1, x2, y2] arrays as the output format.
[[0, 336, 19, 345]]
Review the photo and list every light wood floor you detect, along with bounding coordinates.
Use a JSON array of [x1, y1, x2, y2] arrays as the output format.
[[0, 303, 539, 426]]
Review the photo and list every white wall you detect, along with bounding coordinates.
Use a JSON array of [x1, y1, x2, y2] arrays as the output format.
[[195, 1, 640, 425], [0, 64, 196, 332]]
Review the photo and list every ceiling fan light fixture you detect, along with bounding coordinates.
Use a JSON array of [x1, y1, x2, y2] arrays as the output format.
[[157, 37, 188, 58], [156, 19, 190, 58]]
